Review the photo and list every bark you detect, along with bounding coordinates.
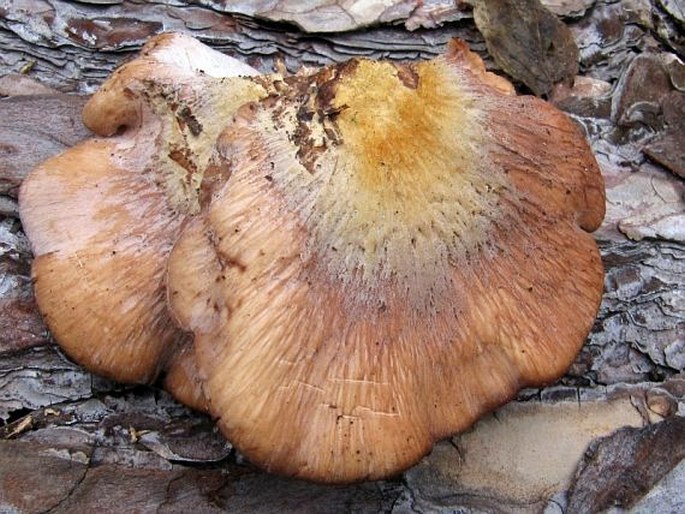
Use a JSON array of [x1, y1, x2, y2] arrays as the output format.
[[1, 0, 684, 512]]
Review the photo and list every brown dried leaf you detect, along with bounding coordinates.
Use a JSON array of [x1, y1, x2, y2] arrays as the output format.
[[474, 0, 579, 96]]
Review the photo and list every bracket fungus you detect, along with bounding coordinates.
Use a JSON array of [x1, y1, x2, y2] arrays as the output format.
[[19, 35, 605, 483], [19, 33, 268, 410]]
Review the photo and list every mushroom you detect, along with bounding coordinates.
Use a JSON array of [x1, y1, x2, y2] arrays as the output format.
[[166, 40, 605, 482], [19, 33, 605, 483], [18, 33, 268, 409]]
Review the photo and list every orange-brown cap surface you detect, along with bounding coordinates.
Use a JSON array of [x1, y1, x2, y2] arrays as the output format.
[[167, 40, 605, 482], [83, 32, 259, 137], [19, 33, 267, 385]]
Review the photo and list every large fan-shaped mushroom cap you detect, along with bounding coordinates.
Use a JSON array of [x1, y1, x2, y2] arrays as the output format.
[[167, 40, 605, 482], [19, 33, 267, 385]]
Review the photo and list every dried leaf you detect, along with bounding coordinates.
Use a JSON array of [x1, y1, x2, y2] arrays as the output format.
[[474, 0, 579, 96]]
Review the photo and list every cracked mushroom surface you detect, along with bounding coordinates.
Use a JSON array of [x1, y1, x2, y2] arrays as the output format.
[[167, 40, 606, 483], [18, 33, 267, 402]]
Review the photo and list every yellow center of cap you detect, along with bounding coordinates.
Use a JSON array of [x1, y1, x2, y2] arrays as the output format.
[[265, 59, 510, 313], [334, 60, 474, 194]]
